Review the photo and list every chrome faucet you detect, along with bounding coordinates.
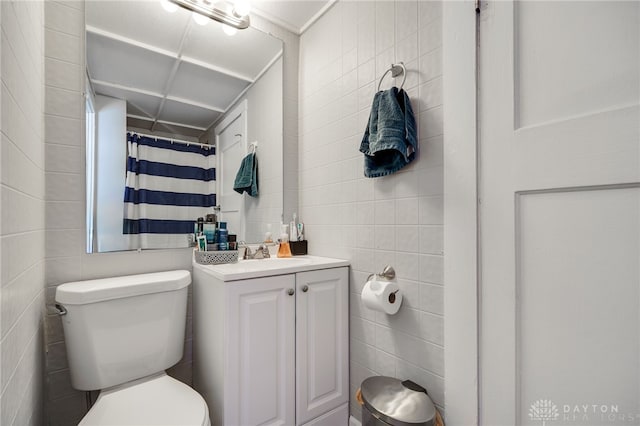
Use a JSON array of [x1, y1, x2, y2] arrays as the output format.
[[240, 243, 270, 260]]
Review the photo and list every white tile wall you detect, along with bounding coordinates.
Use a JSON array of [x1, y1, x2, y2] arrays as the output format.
[[1, 0, 46, 425], [299, 0, 444, 418]]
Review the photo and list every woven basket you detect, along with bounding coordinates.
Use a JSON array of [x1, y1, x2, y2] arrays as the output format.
[[194, 250, 238, 265]]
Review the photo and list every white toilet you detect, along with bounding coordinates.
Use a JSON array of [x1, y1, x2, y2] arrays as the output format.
[[55, 270, 210, 426]]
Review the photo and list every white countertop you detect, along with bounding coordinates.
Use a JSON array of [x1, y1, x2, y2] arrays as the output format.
[[192, 255, 349, 281]]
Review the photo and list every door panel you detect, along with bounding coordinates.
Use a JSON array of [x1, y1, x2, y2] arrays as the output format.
[[517, 187, 640, 424], [479, 1, 639, 425], [227, 275, 295, 426], [296, 268, 349, 425], [217, 111, 246, 239]]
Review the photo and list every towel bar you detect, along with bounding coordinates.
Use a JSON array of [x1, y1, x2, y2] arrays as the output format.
[[377, 62, 406, 92]]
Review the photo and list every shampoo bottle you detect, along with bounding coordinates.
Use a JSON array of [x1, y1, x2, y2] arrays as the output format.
[[277, 224, 292, 258]]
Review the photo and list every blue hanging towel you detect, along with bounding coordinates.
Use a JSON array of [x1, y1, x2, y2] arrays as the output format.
[[233, 152, 259, 197], [359, 87, 417, 178]]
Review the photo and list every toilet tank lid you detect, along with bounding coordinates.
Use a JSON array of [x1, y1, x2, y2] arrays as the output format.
[[55, 270, 191, 305]]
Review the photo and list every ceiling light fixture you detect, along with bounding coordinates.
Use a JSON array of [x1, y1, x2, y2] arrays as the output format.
[[168, 0, 250, 29]]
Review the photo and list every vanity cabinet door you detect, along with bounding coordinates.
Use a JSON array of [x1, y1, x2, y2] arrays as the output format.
[[295, 267, 349, 426], [226, 275, 296, 426]]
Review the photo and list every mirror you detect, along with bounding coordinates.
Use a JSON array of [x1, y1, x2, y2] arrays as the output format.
[[85, 1, 284, 253]]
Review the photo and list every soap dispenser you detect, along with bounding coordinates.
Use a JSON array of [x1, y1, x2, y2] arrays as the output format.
[[277, 224, 292, 258]]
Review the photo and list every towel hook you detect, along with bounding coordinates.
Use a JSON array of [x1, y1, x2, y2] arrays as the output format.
[[377, 62, 406, 92]]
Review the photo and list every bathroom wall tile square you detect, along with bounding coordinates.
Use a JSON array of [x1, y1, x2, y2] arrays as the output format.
[[419, 283, 444, 316], [45, 201, 83, 231], [395, 225, 420, 253], [420, 312, 444, 346], [351, 316, 377, 346], [396, 198, 419, 225], [45, 144, 83, 174], [374, 225, 395, 250], [419, 106, 444, 140], [376, 306, 421, 339], [419, 225, 444, 255], [374, 250, 396, 273], [44, 29, 80, 65], [357, 14, 375, 66], [45, 57, 81, 91], [419, 254, 444, 285], [45, 86, 82, 120], [47, 369, 76, 401], [396, 1, 418, 42], [419, 195, 444, 225], [45, 1, 83, 36], [374, 199, 396, 224], [396, 278, 420, 310], [375, 1, 395, 54], [419, 77, 443, 112], [375, 349, 397, 377], [418, 341, 444, 377], [2, 233, 43, 286], [418, 0, 442, 29], [2, 136, 45, 199], [358, 59, 376, 89], [351, 339, 376, 371], [45, 230, 83, 258], [417, 136, 444, 170], [45, 172, 83, 202], [396, 32, 419, 67], [419, 48, 443, 85], [395, 252, 420, 281], [374, 174, 397, 200], [45, 115, 82, 147], [417, 166, 444, 197], [45, 257, 82, 286], [1, 262, 44, 339], [419, 18, 443, 56]]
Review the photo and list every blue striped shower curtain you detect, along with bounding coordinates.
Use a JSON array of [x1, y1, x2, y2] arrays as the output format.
[[123, 133, 216, 249]]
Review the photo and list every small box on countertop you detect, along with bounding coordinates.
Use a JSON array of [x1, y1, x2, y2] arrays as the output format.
[[290, 240, 307, 256]]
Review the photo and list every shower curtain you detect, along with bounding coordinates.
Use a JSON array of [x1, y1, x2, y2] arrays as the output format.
[[123, 133, 216, 249]]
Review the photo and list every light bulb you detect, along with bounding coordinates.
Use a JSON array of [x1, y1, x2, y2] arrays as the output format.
[[223, 24, 237, 36], [192, 12, 209, 25], [233, 0, 251, 17], [161, 0, 178, 13]]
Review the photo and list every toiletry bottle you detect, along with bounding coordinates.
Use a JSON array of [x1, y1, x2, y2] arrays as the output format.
[[197, 217, 204, 236], [228, 234, 237, 250], [264, 223, 273, 244], [218, 222, 228, 250], [277, 225, 292, 258], [290, 213, 298, 242]]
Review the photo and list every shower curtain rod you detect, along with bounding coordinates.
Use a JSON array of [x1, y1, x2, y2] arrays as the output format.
[[129, 131, 213, 149]]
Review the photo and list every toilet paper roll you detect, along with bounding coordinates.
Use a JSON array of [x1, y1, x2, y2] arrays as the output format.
[[361, 279, 403, 315]]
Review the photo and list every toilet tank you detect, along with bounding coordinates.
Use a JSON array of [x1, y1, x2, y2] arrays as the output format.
[[55, 270, 191, 391]]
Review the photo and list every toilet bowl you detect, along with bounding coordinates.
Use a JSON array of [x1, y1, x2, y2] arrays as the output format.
[[80, 373, 209, 426], [55, 270, 210, 426]]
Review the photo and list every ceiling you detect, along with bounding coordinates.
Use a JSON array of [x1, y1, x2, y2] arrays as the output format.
[[86, 1, 283, 139], [252, 0, 330, 34]]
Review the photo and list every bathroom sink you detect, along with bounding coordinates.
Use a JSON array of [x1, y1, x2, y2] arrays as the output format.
[[193, 255, 348, 281]]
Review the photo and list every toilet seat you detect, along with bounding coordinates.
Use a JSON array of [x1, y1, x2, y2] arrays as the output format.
[[79, 373, 210, 426]]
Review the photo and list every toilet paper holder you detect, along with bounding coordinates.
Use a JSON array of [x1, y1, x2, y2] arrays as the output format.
[[367, 265, 396, 282]]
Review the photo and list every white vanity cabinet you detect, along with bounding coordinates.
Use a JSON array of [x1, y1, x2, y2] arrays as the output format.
[[193, 257, 349, 426]]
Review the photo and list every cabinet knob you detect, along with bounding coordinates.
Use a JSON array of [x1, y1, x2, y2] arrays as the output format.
[[302, 285, 309, 293], [287, 288, 294, 296]]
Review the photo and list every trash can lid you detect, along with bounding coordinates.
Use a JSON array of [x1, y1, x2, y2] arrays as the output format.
[[361, 376, 436, 426]]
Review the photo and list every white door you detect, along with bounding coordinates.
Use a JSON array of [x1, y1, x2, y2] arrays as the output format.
[[226, 275, 296, 426], [216, 101, 247, 240], [295, 268, 349, 425], [479, 2, 639, 425]]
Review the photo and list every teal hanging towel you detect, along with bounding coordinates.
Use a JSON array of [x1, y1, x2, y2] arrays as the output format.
[[233, 152, 259, 197], [359, 87, 417, 178]]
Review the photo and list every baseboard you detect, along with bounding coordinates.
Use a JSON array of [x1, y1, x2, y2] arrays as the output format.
[[349, 415, 362, 426]]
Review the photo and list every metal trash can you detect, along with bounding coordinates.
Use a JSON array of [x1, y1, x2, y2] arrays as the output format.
[[360, 376, 436, 426]]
